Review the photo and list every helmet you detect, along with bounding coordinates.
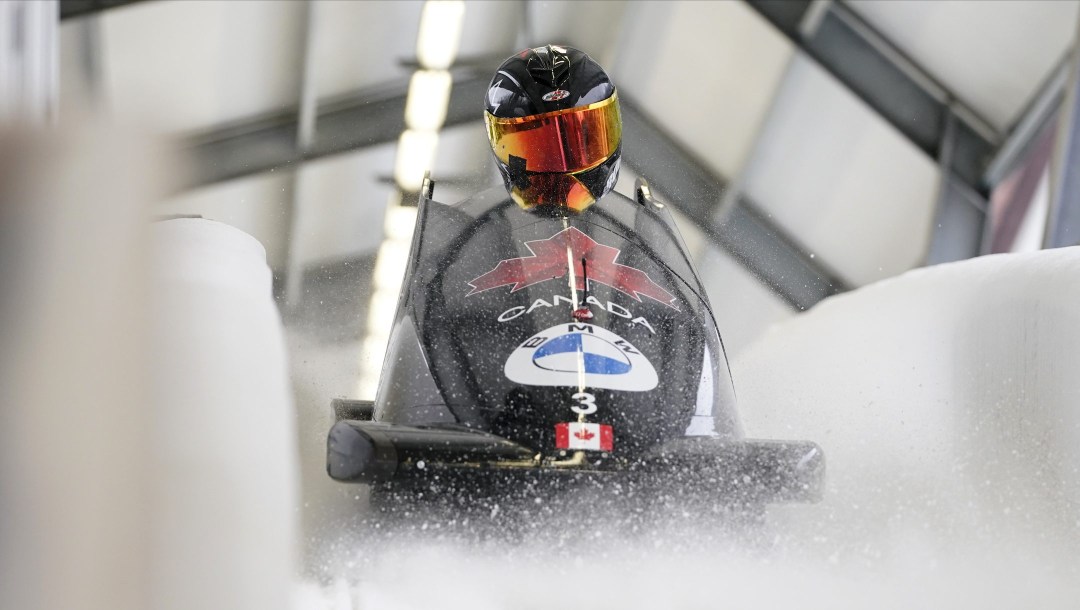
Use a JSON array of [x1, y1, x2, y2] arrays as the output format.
[[484, 45, 622, 213]]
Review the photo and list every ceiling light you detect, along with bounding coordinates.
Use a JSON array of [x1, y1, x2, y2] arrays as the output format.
[[405, 70, 452, 130], [416, 1, 465, 70], [383, 206, 418, 242], [394, 129, 439, 192], [372, 240, 413, 289]]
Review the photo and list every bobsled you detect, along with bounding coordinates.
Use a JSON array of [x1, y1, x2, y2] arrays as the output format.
[[326, 176, 824, 510]]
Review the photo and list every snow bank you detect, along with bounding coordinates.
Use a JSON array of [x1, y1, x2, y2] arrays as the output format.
[[736, 247, 1080, 587]]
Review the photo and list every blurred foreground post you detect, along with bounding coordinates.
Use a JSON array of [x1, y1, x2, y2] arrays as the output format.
[[1, 125, 298, 610], [0, 124, 158, 610]]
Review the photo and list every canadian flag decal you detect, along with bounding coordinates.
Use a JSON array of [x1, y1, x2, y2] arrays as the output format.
[[555, 422, 613, 452]]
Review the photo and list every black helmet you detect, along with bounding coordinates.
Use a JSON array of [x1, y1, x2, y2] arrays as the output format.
[[484, 45, 622, 212]]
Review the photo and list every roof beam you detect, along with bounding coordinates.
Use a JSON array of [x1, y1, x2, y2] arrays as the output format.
[[179, 74, 491, 190], [1046, 28, 1080, 248], [748, 0, 1005, 268], [60, 0, 146, 20], [748, 0, 999, 191], [176, 72, 586, 189]]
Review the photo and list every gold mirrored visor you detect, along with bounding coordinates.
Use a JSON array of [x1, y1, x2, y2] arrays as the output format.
[[486, 93, 621, 174]]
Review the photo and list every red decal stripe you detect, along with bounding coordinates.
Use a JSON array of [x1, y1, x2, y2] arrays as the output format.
[[555, 423, 570, 449], [599, 424, 613, 452]]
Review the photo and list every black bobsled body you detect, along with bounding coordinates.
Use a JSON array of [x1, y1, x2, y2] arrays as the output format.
[[328, 179, 823, 506]]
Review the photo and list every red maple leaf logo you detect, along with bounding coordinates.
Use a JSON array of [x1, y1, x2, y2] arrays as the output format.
[[466, 227, 679, 310], [574, 427, 596, 441]]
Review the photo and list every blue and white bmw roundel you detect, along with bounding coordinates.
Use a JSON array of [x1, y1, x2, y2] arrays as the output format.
[[505, 323, 658, 391], [532, 332, 632, 374]]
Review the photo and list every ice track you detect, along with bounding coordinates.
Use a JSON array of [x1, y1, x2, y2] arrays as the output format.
[[299, 248, 1080, 609]]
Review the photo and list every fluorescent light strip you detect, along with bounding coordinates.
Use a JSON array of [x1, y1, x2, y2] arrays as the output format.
[[416, 1, 465, 70], [405, 70, 452, 131], [393, 129, 439, 193], [356, 207, 418, 398], [358, 0, 464, 400]]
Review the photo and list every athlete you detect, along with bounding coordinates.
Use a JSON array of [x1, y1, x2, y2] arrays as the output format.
[[326, 46, 823, 518]]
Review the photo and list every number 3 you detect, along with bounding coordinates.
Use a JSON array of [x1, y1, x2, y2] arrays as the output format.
[[571, 392, 597, 415]]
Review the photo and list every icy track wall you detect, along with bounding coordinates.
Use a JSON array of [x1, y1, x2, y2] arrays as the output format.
[[300, 248, 1080, 610], [735, 247, 1080, 597], [150, 218, 299, 610]]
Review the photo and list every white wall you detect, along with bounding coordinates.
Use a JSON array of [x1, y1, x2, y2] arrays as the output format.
[[90, 1, 305, 134], [312, 0, 421, 100], [291, 145, 396, 266], [735, 247, 1080, 600], [849, 0, 1080, 131], [611, 1, 793, 179], [742, 55, 941, 287]]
